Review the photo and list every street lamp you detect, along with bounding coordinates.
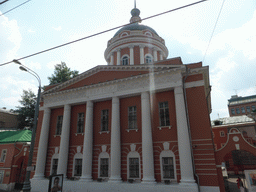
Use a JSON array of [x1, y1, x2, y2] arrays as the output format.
[[13, 59, 41, 192]]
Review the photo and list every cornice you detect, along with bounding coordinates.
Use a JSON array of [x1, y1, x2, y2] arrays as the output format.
[[43, 64, 185, 95]]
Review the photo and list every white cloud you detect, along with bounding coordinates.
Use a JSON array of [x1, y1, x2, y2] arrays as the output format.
[[28, 61, 41, 70], [53, 26, 62, 31], [0, 13, 22, 61], [46, 60, 60, 69], [28, 29, 35, 33]]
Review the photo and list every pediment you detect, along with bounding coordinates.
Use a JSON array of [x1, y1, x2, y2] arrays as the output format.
[[43, 64, 184, 95]]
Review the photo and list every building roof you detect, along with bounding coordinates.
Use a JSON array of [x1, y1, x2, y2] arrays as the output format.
[[228, 94, 256, 106], [0, 108, 17, 115], [211, 115, 254, 126], [0, 130, 32, 144]]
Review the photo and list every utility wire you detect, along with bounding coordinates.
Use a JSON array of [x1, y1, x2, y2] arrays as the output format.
[[202, 0, 225, 62], [0, 0, 31, 17], [0, 0, 207, 66]]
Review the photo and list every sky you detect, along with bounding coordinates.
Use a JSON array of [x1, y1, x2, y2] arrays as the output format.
[[0, 0, 256, 121]]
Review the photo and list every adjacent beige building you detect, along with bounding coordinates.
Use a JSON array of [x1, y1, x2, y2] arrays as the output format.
[[0, 108, 18, 129]]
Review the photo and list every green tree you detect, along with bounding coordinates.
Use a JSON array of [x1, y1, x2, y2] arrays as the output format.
[[15, 89, 36, 129], [48, 62, 79, 85]]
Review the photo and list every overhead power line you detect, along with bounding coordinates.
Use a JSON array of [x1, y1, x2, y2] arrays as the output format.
[[0, 0, 31, 17], [0, 0, 207, 66], [203, 0, 226, 62]]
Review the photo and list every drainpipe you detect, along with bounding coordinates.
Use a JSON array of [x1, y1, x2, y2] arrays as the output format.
[[182, 65, 200, 192]]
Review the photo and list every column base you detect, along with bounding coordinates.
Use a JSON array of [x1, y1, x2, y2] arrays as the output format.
[[79, 176, 93, 182], [32, 174, 46, 180], [141, 177, 156, 184], [108, 176, 122, 183], [179, 179, 197, 186]]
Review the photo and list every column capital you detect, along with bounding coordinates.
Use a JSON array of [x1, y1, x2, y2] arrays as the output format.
[[139, 45, 145, 48], [141, 92, 149, 100], [86, 100, 93, 108], [174, 86, 184, 95], [116, 48, 121, 52], [112, 96, 119, 104], [128, 45, 134, 49]]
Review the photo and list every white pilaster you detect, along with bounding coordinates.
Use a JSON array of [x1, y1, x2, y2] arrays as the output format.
[[57, 104, 71, 178], [140, 45, 145, 64], [141, 92, 156, 183], [80, 101, 93, 181], [117, 49, 121, 65], [153, 48, 158, 62], [109, 97, 122, 182], [33, 108, 51, 179], [174, 86, 196, 185], [129, 46, 134, 65], [110, 53, 114, 65]]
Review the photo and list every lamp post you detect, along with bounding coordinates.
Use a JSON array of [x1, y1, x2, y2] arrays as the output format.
[[13, 59, 41, 192]]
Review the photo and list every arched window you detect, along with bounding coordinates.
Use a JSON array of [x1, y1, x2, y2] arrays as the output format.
[[127, 151, 140, 179], [73, 152, 83, 177], [122, 56, 129, 65], [145, 55, 153, 64], [98, 151, 110, 178], [160, 150, 176, 181]]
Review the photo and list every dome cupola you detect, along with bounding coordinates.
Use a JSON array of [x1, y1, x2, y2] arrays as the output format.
[[104, 5, 168, 66]]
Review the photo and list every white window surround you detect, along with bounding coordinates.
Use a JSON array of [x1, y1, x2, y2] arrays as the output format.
[[50, 153, 59, 175], [0, 149, 7, 163], [144, 31, 153, 37], [121, 54, 130, 66], [160, 150, 177, 182], [120, 32, 129, 37], [72, 152, 83, 177], [98, 152, 110, 179], [127, 151, 141, 180], [0, 170, 4, 184]]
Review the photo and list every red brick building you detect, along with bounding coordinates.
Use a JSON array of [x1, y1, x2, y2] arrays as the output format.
[[31, 6, 223, 192], [0, 130, 31, 191]]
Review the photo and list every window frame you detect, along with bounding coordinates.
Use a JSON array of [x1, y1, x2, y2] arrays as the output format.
[[98, 151, 110, 179], [246, 106, 251, 113], [145, 54, 153, 64], [74, 158, 82, 176], [129, 158, 140, 179], [122, 55, 129, 66], [241, 107, 245, 113], [236, 108, 240, 114], [56, 115, 63, 135], [231, 108, 235, 115], [99, 158, 109, 178], [77, 112, 85, 134], [0, 170, 4, 184], [0, 149, 7, 163], [128, 106, 137, 130], [101, 109, 109, 132], [51, 158, 58, 175], [160, 150, 176, 181], [220, 131, 225, 137], [158, 101, 170, 127]]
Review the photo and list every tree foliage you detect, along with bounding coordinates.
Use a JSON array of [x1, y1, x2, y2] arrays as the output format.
[[15, 89, 36, 129], [48, 62, 79, 85]]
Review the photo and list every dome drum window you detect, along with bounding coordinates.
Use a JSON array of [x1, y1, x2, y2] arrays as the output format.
[[145, 54, 153, 64], [122, 55, 129, 65]]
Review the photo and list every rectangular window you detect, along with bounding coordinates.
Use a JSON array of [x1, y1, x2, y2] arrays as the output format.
[[101, 110, 109, 131], [100, 158, 109, 177], [252, 105, 256, 111], [77, 113, 84, 133], [231, 108, 235, 115], [246, 106, 251, 113], [162, 157, 174, 179], [74, 158, 82, 176], [241, 107, 245, 113], [56, 115, 63, 135], [0, 170, 4, 184], [236, 108, 240, 114], [128, 106, 137, 129], [0, 149, 7, 162], [52, 159, 58, 175], [220, 131, 225, 137], [129, 158, 139, 178], [159, 102, 170, 127]]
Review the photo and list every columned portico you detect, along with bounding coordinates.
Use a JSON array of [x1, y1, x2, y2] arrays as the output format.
[[33, 108, 51, 179], [109, 97, 122, 182], [80, 101, 94, 181], [141, 92, 155, 183], [174, 86, 196, 185], [57, 104, 71, 178]]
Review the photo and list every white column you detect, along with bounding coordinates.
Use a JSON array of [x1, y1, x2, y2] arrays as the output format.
[[174, 86, 196, 185], [153, 48, 158, 62], [57, 104, 71, 178], [33, 108, 51, 179], [80, 101, 93, 181], [141, 92, 155, 183], [140, 45, 145, 64], [117, 49, 121, 65], [160, 52, 163, 60], [129, 46, 134, 65], [109, 97, 121, 182], [110, 53, 114, 65]]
